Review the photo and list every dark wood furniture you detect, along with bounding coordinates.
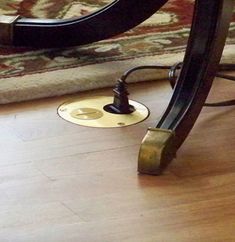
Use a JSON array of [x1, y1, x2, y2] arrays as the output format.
[[0, 0, 167, 47], [138, 0, 234, 175], [0, 0, 234, 175]]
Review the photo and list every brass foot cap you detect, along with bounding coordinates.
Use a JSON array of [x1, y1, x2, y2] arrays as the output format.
[[138, 128, 175, 175]]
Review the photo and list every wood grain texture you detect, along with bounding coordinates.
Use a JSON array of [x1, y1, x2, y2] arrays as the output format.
[[0, 78, 235, 241]]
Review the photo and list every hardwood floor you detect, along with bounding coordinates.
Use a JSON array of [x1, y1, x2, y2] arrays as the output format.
[[0, 78, 235, 241]]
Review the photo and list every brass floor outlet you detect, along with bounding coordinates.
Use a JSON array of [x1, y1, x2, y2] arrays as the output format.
[[58, 96, 150, 128]]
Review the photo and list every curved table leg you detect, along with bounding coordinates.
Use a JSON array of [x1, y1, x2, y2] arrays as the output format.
[[138, 0, 234, 175], [0, 0, 168, 47]]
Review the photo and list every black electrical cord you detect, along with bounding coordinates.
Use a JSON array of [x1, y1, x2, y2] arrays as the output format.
[[119, 62, 235, 107], [106, 65, 172, 114], [120, 65, 171, 82]]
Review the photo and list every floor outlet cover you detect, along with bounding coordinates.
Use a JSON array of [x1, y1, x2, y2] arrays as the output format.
[[58, 96, 150, 128]]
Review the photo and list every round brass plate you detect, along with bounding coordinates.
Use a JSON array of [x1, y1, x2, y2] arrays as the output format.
[[58, 96, 150, 128]]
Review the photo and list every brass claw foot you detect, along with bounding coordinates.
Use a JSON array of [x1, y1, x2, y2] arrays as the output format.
[[138, 128, 176, 175]]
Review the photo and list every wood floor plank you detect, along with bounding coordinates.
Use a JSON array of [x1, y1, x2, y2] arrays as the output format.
[[0, 79, 235, 241]]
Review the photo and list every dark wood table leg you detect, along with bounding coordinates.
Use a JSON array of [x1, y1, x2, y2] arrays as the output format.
[[0, 0, 168, 47], [138, 0, 234, 175]]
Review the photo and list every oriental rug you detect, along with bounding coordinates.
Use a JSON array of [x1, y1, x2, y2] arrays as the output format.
[[0, 0, 235, 104]]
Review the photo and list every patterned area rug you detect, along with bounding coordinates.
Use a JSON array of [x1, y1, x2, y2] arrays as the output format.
[[0, 0, 235, 104]]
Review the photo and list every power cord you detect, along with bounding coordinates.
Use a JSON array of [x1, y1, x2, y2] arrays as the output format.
[[104, 65, 172, 114], [119, 62, 235, 108], [105, 62, 235, 115]]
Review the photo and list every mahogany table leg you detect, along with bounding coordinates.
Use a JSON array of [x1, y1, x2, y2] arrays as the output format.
[[0, 0, 168, 47], [138, 0, 234, 175]]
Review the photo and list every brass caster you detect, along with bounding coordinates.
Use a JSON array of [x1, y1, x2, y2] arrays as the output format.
[[138, 128, 176, 175]]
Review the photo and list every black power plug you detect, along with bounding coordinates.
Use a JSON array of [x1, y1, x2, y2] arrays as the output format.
[[103, 79, 135, 114]]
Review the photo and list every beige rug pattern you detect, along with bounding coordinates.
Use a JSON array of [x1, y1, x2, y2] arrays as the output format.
[[0, 0, 235, 104]]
